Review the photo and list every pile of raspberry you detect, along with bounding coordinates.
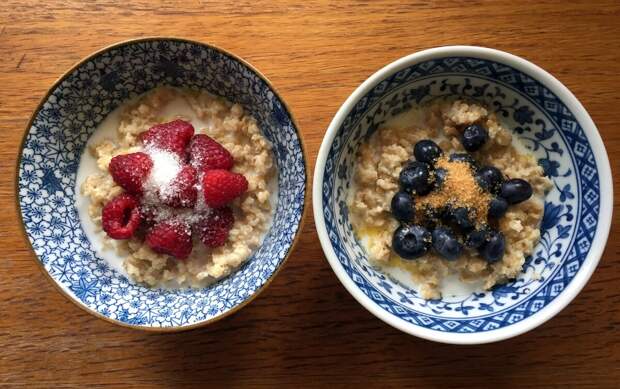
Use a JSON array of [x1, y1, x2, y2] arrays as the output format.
[[101, 119, 248, 260]]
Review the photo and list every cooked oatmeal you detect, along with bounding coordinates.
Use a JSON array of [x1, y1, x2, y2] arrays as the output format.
[[81, 86, 275, 287], [348, 100, 552, 299]]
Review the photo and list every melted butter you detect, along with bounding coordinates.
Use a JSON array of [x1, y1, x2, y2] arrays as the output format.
[[357, 224, 383, 238], [387, 254, 416, 272]]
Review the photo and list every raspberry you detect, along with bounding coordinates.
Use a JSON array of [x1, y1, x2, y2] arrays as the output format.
[[195, 207, 235, 248], [160, 165, 198, 208], [188, 134, 234, 171], [201, 169, 248, 208], [102, 193, 141, 239], [108, 152, 153, 195], [145, 220, 193, 259], [140, 119, 194, 159]]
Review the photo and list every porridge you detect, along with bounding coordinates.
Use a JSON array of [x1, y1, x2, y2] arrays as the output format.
[[348, 100, 552, 299], [79, 86, 276, 287]]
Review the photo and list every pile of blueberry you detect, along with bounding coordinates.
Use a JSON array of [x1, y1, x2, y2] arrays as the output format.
[[390, 124, 533, 264]]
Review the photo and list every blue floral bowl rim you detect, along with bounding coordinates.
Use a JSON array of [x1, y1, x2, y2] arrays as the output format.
[[313, 45, 613, 344], [16, 36, 310, 332]]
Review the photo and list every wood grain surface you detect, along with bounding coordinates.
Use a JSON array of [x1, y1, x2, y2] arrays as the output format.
[[1, 0, 619, 387]]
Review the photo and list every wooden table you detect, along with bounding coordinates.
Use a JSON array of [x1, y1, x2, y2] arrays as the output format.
[[1, 1, 619, 387]]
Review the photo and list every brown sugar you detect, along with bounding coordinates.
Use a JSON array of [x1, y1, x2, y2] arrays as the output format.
[[416, 156, 491, 226]]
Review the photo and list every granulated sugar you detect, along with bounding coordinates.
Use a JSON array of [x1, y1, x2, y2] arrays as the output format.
[[140, 203, 210, 226], [194, 172, 209, 212], [141, 146, 211, 226], [144, 147, 182, 197]]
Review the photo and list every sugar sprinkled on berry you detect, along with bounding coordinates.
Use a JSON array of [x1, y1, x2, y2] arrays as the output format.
[[144, 147, 183, 197], [415, 156, 490, 227], [101, 120, 250, 255]]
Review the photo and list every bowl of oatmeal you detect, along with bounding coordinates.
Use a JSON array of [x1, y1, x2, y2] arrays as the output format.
[[17, 38, 307, 330], [313, 46, 612, 344]]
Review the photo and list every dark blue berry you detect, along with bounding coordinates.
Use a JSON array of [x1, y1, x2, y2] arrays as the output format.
[[438, 205, 454, 223], [432, 226, 463, 261], [460, 124, 489, 152], [399, 161, 433, 195], [488, 197, 508, 219], [434, 168, 447, 189], [391, 191, 415, 222], [449, 153, 477, 168], [466, 228, 488, 249], [451, 207, 474, 231], [414, 140, 443, 164], [441, 206, 474, 231], [476, 166, 504, 193], [479, 230, 505, 263], [392, 224, 432, 260], [500, 178, 533, 204]]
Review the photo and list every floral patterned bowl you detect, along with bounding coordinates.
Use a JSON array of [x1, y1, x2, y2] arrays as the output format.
[[17, 38, 307, 331], [313, 46, 612, 344]]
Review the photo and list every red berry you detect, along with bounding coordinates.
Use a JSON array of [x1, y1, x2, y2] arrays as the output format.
[[201, 169, 248, 208], [145, 220, 193, 259], [108, 152, 153, 195], [188, 134, 234, 171], [140, 119, 194, 159], [160, 165, 198, 208], [196, 207, 235, 248], [102, 193, 141, 239]]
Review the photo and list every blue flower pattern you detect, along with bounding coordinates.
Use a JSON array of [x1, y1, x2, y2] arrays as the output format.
[[321, 58, 600, 333], [18, 39, 306, 328]]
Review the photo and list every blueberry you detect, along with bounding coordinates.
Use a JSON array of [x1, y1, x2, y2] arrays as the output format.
[[399, 161, 433, 195], [438, 205, 454, 223], [500, 178, 533, 204], [440, 206, 473, 231], [391, 191, 415, 222], [432, 226, 463, 261], [392, 224, 432, 260], [466, 228, 488, 249], [449, 153, 477, 168], [414, 140, 443, 164], [451, 207, 474, 231], [488, 197, 508, 219], [434, 168, 447, 189], [476, 166, 504, 193], [479, 230, 505, 263], [460, 124, 489, 152]]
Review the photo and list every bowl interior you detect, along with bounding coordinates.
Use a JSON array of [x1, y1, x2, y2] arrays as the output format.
[[321, 56, 600, 335], [18, 39, 306, 329]]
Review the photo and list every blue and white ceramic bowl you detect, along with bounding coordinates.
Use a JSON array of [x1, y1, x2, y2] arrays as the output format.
[[314, 46, 612, 344], [17, 38, 307, 331]]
